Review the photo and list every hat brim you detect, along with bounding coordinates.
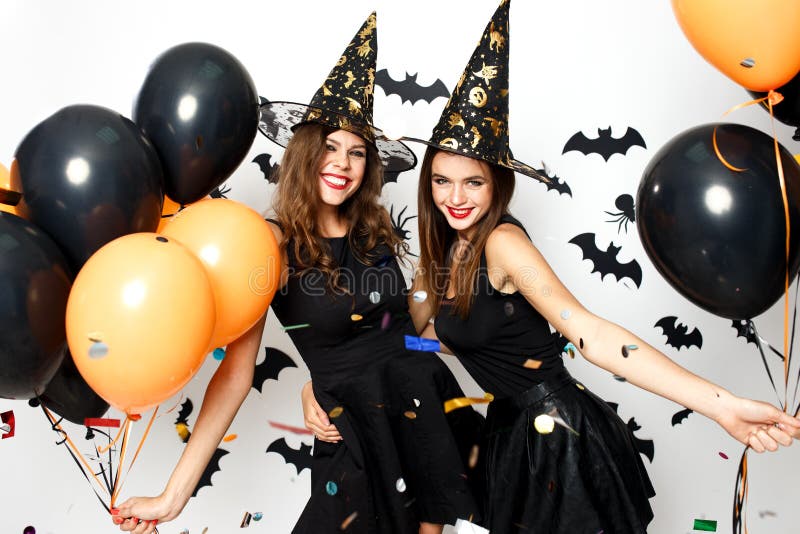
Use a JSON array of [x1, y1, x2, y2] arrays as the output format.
[[400, 136, 549, 184], [258, 101, 417, 174]]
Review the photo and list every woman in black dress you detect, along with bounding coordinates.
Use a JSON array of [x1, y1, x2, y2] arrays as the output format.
[[114, 12, 482, 534], [406, 1, 800, 533]]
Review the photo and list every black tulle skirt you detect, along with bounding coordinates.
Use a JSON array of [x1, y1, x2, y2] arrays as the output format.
[[479, 368, 655, 533], [292, 351, 483, 533]]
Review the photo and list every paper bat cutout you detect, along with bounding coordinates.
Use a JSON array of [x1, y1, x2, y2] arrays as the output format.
[[175, 398, 194, 443], [533, 162, 572, 197], [606, 402, 653, 463], [654, 316, 703, 350], [671, 407, 693, 426], [375, 69, 449, 104], [569, 233, 642, 287], [253, 153, 280, 184], [562, 126, 646, 161], [1, 410, 14, 439], [209, 184, 231, 199], [252, 347, 298, 393], [192, 447, 229, 497], [266, 437, 313, 475]]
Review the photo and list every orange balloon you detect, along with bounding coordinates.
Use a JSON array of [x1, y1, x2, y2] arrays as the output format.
[[672, 0, 800, 91], [0, 161, 21, 217], [161, 198, 281, 348], [66, 233, 216, 414]]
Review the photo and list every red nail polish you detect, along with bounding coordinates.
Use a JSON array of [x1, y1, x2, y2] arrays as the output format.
[[153, 520, 158, 525], [110, 508, 119, 515]]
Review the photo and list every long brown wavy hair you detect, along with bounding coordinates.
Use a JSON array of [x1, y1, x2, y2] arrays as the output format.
[[416, 147, 515, 318], [273, 123, 407, 292]]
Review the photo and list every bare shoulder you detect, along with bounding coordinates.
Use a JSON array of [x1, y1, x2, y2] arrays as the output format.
[[486, 222, 534, 255]]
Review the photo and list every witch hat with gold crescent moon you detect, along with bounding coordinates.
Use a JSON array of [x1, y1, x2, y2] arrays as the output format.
[[258, 12, 416, 173], [405, 0, 547, 183]]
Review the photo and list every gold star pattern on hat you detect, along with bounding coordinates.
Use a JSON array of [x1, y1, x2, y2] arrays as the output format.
[[417, 0, 547, 182], [258, 12, 416, 173]]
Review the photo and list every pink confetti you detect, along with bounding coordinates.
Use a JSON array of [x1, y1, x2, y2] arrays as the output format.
[[719, 452, 728, 459]]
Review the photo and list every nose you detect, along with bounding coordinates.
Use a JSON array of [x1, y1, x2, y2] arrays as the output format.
[[449, 182, 466, 205], [333, 148, 351, 170]]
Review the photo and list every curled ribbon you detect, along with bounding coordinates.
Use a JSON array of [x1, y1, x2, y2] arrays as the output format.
[[444, 392, 494, 414]]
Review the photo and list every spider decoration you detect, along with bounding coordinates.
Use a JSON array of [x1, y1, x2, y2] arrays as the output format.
[[210, 184, 232, 199], [605, 194, 635, 234], [390, 204, 418, 256]]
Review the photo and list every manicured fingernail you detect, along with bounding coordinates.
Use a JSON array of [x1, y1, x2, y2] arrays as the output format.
[[153, 520, 158, 525], [110, 508, 119, 515], [113, 517, 123, 524]]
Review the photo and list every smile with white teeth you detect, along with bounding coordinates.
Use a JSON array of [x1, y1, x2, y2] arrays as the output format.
[[322, 174, 349, 188]]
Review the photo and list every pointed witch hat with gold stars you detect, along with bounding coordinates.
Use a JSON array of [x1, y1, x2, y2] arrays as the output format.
[[258, 12, 416, 173], [404, 0, 547, 183]]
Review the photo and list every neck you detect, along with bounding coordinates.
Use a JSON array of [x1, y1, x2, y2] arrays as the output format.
[[317, 205, 348, 238]]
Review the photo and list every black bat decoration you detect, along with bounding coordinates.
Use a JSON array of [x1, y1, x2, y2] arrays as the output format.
[[533, 163, 572, 197], [175, 398, 194, 443], [266, 437, 313, 475], [252, 347, 298, 393], [654, 316, 703, 350], [375, 69, 449, 104], [730, 319, 784, 360], [192, 447, 229, 497], [210, 184, 231, 199], [606, 402, 654, 463], [562, 126, 646, 161], [253, 153, 280, 184], [671, 407, 693, 426], [569, 233, 642, 288]]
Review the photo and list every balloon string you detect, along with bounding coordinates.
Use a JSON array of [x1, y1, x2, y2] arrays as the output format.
[[712, 92, 783, 172], [749, 321, 784, 411], [732, 447, 749, 534], [42, 405, 110, 500], [96, 416, 129, 455], [111, 406, 159, 504], [110, 417, 133, 508]]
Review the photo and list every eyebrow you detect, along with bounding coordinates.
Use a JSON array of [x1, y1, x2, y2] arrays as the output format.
[[431, 172, 486, 181], [326, 137, 367, 150]]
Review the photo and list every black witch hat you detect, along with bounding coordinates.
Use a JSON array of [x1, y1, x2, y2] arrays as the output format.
[[405, 0, 547, 183], [258, 12, 416, 173]]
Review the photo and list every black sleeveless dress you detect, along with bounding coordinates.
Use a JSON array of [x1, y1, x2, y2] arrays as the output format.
[[270, 232, 483, 533], [434, 215, 655, 534]]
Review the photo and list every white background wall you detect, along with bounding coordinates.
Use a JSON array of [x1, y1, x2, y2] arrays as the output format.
[[1, 1, 799, 533]]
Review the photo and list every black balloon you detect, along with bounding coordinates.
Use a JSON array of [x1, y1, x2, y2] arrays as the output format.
[[0, 212, 72, 399], [12, 104, 164, 271], [133, 42, 259, 204], [40, 347, 109, 425], [748, 72, 800, 141], [637, 123, 800, 320]]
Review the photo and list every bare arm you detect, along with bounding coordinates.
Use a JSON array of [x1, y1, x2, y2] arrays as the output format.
[[408, 269, 436, 334], [487, 224, 800, 451]]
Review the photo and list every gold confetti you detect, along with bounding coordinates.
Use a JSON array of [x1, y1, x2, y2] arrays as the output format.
[[468, 444, 480, 469], [443, 392, 494, 413], [351, 314, 363, 321], [341, 511, 358, 529], [404, 411, 417, 419], [223, 433, 237, 442], [575, 383, 585, 390], [329, 406, 344, 418], [523, 358, 542, 369], [534, 414, 555, 434]]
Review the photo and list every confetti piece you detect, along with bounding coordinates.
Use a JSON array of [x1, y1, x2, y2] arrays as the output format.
[[612, 375, 627, 382], [213, 347, 226, 360], [579, 338, 584, 349], [444, 393, 494, 413], [240, 511, 252, 527], [329, 406, 344, 419], [326, 481, 338, 495], [560, 309, 571, 320], [404, 335, 441, 352], [369, 291, 381, 304], [179, 529, 189, 534], [0, 410, 15, 439], [412, 290, 428, 302], [534, 414, 555, 434], [268, 421, 313, 435], [576, 383, 585, 390], [621, 345, 629, 357], [504, 302, 515, 316], [718, 452, 728, 459], [381, 311, 392, 330], [283, 323, 311, 331], [341, 511, 358, 529], [396, 478, 406, 492], [758, 510, 777, 518], [176, 423, 190, 442], [23, 527, 35, 534], [88, 340, 109, 359], [0, 423, 10, 434], [523, 358, 543, 369], [563, 342, 576, 358], [454, 518, 490, 534], [350, 314, 363, 321], [223, 434, 237, 442], [413, 398, 421, 407], [84, 418, 121, 428], [253, 512, 263, 521], [693, 519, 717, 531], [468, 444, 479, 469], [404, 411, 417, 419]]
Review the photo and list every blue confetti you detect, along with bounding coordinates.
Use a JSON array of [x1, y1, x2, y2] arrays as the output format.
[[212, 347, 226, 361], [253, 512, 263, 521], [326, 481, 338, 496], [404, 335, 441, 352]]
